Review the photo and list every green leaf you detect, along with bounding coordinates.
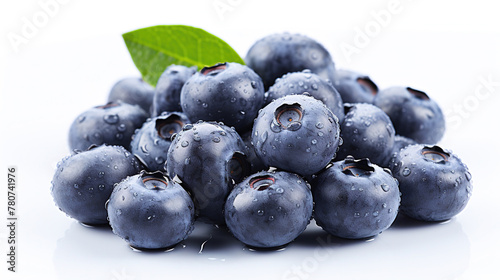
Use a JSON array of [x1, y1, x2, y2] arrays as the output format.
[[122, 25, 245, 86]]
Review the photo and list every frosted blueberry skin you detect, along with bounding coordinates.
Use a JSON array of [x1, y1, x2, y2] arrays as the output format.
[[373, 86, 445, 144], [107, 77, 155, 113], [180, 62, 265, 133], [51, 145, 142, 225], [225, 171, 313, 249], [337, 103, 396, 167], [252, 94, 341, 177], [333, 69, 379, 104], [389, 144, 472, 222], [166, 121, 251, 225], [266, 70, 344, 123], [130, 112, 190, 172], [68, 102, 149, 152], [152, 65, 196, 116], [245, 32, 337, 90], [106, 171, 195, 250], [312, 156, 400, 239]]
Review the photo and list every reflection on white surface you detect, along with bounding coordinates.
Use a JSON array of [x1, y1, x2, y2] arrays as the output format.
[[52, 215, 470, 280]]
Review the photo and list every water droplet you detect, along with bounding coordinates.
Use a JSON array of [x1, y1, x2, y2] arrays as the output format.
[[276, 187, 284, 194], [98, 184, 105, 191], [116, 209, 122, 215], [185, 157, 191, 165], [311, 139, 318, 145], [315, 122, 324, 129], [306, 147, 311, 153], [230, 97, 237, 103], [212, 137, 221, 143], [381, 184, 390, 192], [141, 144, 149, 154], [465, 171, 472, 181], [382, 203, 387, 208], [181, 141, 189, 147], [193, 134, 201, 141], [354, 212, 361, 217], [257, 210, 264, 216], [296, 203, 301, 208], [155, 156, 165, 164], [311, 84, 318, 90], [202, 102, 208, 108], [402, 167, 411, 176], [78, 116, 86, 123], [103, 114, 119, 124], [115, 133, 123, 140], [373, 211, 379, 217], [268, 216, 275, 221], [133, 192, 138, 197], [364, 121, 371, 127], [73, 184, 79, 189], [117, 123, 127, 132], [251, 81, 258, 88], [113, 165, 118, 170], [317, 131, 324, 137]]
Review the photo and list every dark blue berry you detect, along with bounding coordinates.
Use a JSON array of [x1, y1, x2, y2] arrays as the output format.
[[252, 95, 341, 177], [166, 121, 251, 225], [152, 65, 196, 116], [334, 69, 378, 104], [225, 170, 313, 249], [180, 62, 265, 133], [245, 32, 337, 90], [107, 77, 155, 114], [390, 144, 472, 222], [130, 112, 190, 172], [337, 103, 396, 166], [68, 102, 148, 152], [312, 156, 400, 239], [106, 171, 195, 250], [374, 86, 445, 144], [51, 145, 142, 225]]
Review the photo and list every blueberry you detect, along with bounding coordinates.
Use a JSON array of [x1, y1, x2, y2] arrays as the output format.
[[337, 103, 396, 166], [166, 121, 251, 225], [334, 69, 378, 104], [312, 156, 400, 239], [373, 86, 445, 144], [224, 170, 313, 249], [252, 94, 341, 177], [51, 145, 142, 225], [245, 32, 337, 90], [106, 171, 195, 250], [68, 102, 149, 152], [152, 65, 196, 116], [130, 112, 190, 172], [107, 77, 155, 113], [390, 144, 472, 222], [266, 70, 345, 122], [180, 62, 265, 133]]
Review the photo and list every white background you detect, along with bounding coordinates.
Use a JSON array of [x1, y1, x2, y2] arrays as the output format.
[[1, 0, 500, 279]]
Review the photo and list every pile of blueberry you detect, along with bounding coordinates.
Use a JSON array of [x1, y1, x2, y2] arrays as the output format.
[[51, 32, 473, 251]]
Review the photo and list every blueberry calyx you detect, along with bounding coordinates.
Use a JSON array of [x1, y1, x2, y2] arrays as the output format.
[[249, 175, 276, 191], [407, 87, 430, 101], [201, 63, 227, 76], [357, 77, 378, 95], [421, 145, 449, 163], [342, 156, 375, 177], [273, 103, 303, 131], [155, 115, 185, 140], [140, 171, 169, 190], [228, 152, 251, 183], [96, 102, 120, 109]]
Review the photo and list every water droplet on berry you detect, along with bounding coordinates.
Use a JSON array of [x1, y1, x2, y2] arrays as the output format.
[[251, 81, 258, 88], [268, 216, 275, 221], [181, 141, 189, 147], [98, 184, 105, 191], [257, 210, 264, 216], [354, 212, 361, 217], [276, 187, 284, 194], [402, 167, 411, 176], [381, 184, 390, 192], [78, 116, 86, 123], [140, 144, 149, 154], [311, 139, 318, 145], [316, 122, 324, 129], [212, 137, 221, 143], [117, 123, 127, 132], [115, 133, 123, 140], [465, 171, 472, 181], [103, 114, 119, 124], [155, 156, 164, 165], [202, 102, 208, 108], [116, 209, 122, 215], [73, 184, 79, 189]]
